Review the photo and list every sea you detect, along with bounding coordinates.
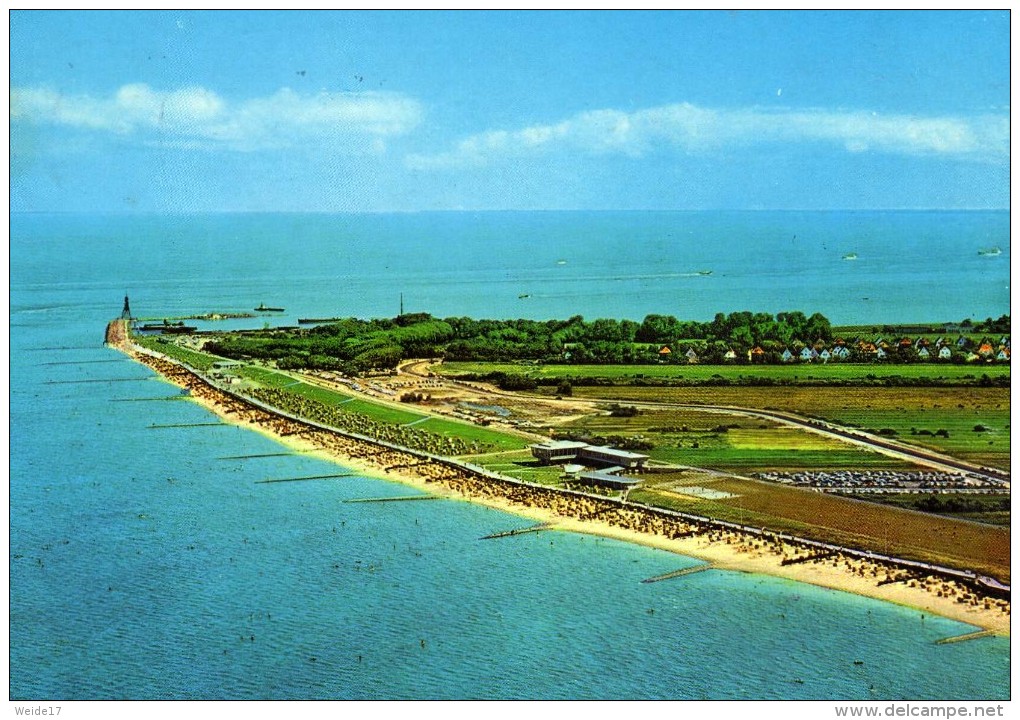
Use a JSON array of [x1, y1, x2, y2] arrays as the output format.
[[9, 211, 1011, 700]]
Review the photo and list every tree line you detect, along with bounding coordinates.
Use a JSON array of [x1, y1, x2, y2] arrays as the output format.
[[201, 310, 836, 371]]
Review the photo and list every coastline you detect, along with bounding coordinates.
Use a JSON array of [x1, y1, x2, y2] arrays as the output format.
[[117, 335, 1010, 636]]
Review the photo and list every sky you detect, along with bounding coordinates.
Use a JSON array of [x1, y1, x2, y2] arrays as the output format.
[[8, 10, 1011, 212]]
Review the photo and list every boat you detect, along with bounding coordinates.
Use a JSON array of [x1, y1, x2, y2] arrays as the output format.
[[696, 270, 713, 276], [254, 303, 285, 312], [978, 247, 1002, 256], [556, 259, 567, 265], [297, 316, 344, 324], [518, 294, 531, 299], [842, 253, 858, 261]]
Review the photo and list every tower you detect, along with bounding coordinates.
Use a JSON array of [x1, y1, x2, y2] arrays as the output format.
[[121, 295, 132, 320], [399, 293, 404, 317]]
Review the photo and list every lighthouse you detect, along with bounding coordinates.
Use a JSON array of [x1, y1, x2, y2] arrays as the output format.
[[121, 295, 132, 320]]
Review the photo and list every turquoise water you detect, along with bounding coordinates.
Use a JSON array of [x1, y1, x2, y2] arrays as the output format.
[[9, 212, 1010, 699]]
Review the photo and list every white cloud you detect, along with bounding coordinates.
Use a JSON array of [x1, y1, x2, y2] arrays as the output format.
[[10, 83, 423, 151], [407, 102, 1008, 169]]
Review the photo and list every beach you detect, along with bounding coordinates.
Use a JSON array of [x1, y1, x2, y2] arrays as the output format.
[[118, 332, 1009, 637]]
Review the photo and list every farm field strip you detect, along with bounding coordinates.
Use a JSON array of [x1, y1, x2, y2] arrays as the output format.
[[439, 361, 1011, 383]]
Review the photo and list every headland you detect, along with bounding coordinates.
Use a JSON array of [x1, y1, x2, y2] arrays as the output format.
[[106, 318, 1010, 635]]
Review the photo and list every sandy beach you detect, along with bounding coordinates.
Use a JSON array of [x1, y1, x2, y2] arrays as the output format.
[[120, 337, 1010, 637]]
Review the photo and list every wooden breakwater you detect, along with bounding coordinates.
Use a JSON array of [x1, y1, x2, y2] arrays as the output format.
[[641, 564, 715, 583], [111, 326, 1010, 607]]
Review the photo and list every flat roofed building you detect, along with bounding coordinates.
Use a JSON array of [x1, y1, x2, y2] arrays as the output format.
[[576, 470, 642, 490], [530, 440, 590, 464], [530, 441, 648, 469], [577, 445, 648, 470]]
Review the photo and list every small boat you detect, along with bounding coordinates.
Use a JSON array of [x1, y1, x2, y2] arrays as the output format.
[[978, 247, 1002, 256], [518, 293, 531, 299], [555, 259, 567, 265], [254, 303, 285, 312], [842, 253, 858, 261], [696, 270, 713, 276]]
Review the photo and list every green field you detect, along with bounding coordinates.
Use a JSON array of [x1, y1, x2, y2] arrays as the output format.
[[135, 337, 528, 452], [563, 384, 1010, 470], [133, 336, 219, 370], [439, 360, 1010, 384]]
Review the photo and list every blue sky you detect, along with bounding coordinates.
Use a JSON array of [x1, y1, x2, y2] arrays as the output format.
[[10, 10, 1010, 212]]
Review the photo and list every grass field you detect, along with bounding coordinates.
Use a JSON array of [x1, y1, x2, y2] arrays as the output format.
[[563, 405, 914, 471], [631, 477, 1010, 580], [469, 450, 567, 485], [567, 385, 1010, 470], [136, 337, 528, 452], [133, 336, 219, 370], [439, 361, 1010, 384]]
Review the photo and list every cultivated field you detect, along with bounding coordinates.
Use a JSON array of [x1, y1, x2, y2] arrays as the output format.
[[568, 385, 1011, 470], [632, 475, 1010, 581]]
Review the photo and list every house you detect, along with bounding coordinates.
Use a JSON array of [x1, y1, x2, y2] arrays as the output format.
[[996, 348, 1010, 362], [657, 346, 671, 363], [938, 346, 952, 360], [723, 349, 738, 361], [875, 347, 888, 360], [916, 347, 930, 360], [956, 336, 969, 348], [978, 342, 995, 357], [799, 347, 816, 362], [749, 346, 766, 363], [831, 346, 851, 360], [781, 348, 794, 363], [934, 336, 946, 348], [685, 348, 698, 364], [965, 352, 980, 362], [819, 349, 831, 363]]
